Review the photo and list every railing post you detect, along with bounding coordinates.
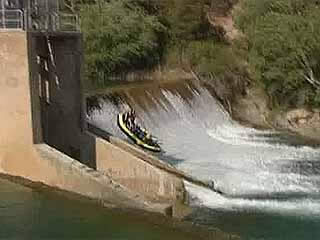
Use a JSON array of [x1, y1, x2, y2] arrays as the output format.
[[76, 15, 80, 31], [0, 3, 80, 32], [0, 9, 25, 30], [19, 10, 23, 29], [23, 8, 27, 30], [1, 0, 5, 29]]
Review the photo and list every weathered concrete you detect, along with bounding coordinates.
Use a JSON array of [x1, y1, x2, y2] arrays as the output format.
[[96, 137, 186, 203], [0, 32, 35, 175], [109, 135, 220, 191], [0, 32, 173, 215], [27, 32, 96, 168], [88, 123, 221, 196], [0, 31, 220, 219], [0, 30, 239, 239]]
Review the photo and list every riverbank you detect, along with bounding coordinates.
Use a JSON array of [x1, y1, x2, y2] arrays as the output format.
[[202, 0, 320, 147], [230, 85, 320, 147]]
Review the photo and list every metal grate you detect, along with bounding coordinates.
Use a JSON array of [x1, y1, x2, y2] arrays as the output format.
[[28, 10, 80, 32], [0, 0, 80, 32], [0, 9, 23, 29], [51, 12, 80, 32]]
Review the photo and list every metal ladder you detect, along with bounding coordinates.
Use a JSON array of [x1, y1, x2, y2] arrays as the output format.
[[46, 35, 60, 88]]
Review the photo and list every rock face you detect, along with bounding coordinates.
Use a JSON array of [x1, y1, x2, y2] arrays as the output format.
[[286, 109, 320, 128], [232, 87, 271, 129], [207, 0, 241, 42], [207, 12, 240, 42], [277, 109, 320, 143], [233, 88, 320, 144], [205, 0, 320, 145]]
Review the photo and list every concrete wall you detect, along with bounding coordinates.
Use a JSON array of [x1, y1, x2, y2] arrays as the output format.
[[27, 33, 96, 167], [0, 32, 162, 213], [0, 31, 186, 216], [96, 137, 185, 203], [0, 32, 35, 174]]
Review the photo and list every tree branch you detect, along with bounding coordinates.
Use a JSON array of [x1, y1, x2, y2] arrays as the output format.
[[298, 51, 320, 89], [63, 0, 76, 14]]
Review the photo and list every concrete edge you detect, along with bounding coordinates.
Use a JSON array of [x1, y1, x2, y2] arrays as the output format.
[[94, 133, 218, 191], [34, 143, 174, 216]]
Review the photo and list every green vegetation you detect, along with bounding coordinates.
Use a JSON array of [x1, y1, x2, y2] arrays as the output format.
[[63, 0, 227, 86], [153, 0, 237, 74], [235, 0, 320, 108], [65, 0, 320, 109], [78, 0, 165, 84]]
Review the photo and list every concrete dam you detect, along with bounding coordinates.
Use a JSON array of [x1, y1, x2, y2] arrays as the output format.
[[3, 4, 320, 239], [0, 0, 220, 218]]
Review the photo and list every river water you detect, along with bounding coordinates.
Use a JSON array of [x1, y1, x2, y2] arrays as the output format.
[[88, 80, 320, 240], [0, 177, 214, 239]]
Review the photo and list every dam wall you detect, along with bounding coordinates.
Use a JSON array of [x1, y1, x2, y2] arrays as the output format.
[[0, 32, 35, 176], [27, 32, 96, 168], [95, 137, 185, 203], [0, 31, 187, 216], [0, 31, 155, 211]]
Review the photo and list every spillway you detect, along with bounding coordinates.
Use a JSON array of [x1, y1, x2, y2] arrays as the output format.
[[88, 80, 320, 239]]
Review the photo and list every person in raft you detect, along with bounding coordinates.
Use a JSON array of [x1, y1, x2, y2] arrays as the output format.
[[124, 110, 155, 144], [124, 109, 136, 130]]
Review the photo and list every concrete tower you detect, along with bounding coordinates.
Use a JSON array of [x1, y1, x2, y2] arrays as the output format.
[[0, 0, 96, 178]]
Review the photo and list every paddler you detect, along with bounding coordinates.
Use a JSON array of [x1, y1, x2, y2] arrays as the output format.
[[125, 109, 136, 130]]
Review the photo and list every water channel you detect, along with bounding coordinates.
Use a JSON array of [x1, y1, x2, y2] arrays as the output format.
[[0, 176, 215, 239]]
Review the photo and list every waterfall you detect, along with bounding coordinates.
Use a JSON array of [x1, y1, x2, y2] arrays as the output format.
[[88, 80, 320, 217]]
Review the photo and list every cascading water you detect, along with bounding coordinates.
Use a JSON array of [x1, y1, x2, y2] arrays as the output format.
[[88, 80, 320, 239]]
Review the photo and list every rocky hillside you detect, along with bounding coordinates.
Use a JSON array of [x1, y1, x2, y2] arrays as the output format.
[[75, 0, 320, 144], [207, 0, 320, 145]]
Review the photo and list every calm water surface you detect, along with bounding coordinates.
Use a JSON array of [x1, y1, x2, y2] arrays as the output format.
[[0, 178, 210, 240]]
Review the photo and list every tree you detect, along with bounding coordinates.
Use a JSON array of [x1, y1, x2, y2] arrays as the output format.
[[79, 0, 165, 83], [235, 0, 320, 107]]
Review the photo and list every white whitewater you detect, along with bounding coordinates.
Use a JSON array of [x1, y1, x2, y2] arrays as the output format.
[[88, 82, 320, 218]]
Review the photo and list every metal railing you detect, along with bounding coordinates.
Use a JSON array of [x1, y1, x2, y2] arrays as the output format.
[[0, 9, 24, 30], [51, 13, 80, 32], [0, 9, 80, 32], [28, 12, 80, 32]]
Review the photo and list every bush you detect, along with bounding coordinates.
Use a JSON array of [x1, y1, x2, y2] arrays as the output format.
[[235, 0, 320, 107], [79, 0, 166, 84], [185, 40, 238, 74]]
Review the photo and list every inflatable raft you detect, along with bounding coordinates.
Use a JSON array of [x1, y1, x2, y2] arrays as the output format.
[[117, 113, 161, 152]]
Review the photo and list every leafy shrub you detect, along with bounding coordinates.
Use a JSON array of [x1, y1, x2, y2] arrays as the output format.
[[235, 0, 320, 107], [79, 0, 166, 84]]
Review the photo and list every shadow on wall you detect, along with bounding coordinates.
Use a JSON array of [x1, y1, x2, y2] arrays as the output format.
[[27, 33, 96, 168]]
